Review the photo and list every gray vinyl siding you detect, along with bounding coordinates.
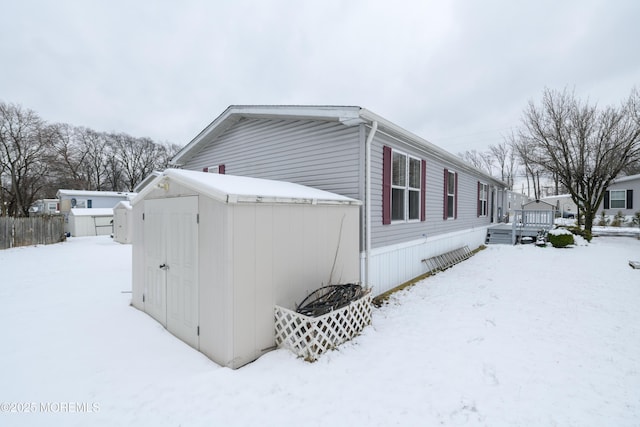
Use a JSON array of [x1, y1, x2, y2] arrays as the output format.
[[182, 115, 498, 251], [369, 131, 492, 249], [598, 175, 640, 215], [182, 118, 362, 200]]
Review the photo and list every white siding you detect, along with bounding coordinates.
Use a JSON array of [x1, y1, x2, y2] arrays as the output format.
[[363, 228, 488, 296], [228, 203, 361, 368], [131, 172, 361, 369]]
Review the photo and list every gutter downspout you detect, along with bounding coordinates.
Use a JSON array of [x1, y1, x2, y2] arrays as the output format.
[[365, 120, 378, 287]]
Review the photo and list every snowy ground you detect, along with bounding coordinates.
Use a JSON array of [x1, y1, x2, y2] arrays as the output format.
[[1, 235, 639, 427]]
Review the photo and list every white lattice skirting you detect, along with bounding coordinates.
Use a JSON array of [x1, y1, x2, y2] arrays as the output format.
[[274, 292, 373, 361]]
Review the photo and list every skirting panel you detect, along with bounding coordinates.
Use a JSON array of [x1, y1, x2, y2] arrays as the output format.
[[361, 228, 487, 296]]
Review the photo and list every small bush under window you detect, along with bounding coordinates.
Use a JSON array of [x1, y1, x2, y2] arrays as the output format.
[[548, 228, 575, 248], [565, 225, 592, 242]]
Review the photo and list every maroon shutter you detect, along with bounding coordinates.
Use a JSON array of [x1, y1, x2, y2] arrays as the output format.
[[218, 164, 225, 174], [454, 172, 458, 219], [477, 181, 481, 217], [420, 159, 426, 221], [382, 146, 392, 224], [443, 168, 448, 220], [202, 167, 209, 172]]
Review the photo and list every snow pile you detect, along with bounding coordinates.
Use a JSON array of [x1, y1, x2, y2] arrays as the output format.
[[548, 227, 573, 236], [1, 236, 639, 426]]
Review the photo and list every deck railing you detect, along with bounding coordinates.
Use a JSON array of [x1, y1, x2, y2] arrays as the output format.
[[511, 209, 555, 244]]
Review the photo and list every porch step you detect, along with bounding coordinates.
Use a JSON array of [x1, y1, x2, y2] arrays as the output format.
[[486, 229, 513, 245]]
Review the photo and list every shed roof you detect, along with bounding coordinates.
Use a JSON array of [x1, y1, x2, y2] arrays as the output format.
[[57, 189, 136, 199], [114, 201, 132, 210], [69, 208, 114, 216], [523, 199, 556, 209], [132, 169, 362, 206]]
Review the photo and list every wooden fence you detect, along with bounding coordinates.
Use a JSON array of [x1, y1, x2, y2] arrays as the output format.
[[0, 216, 66, 250]]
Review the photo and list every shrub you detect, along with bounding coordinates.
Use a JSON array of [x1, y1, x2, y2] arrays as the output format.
[[565, 225, 592, 242], [548, 228, 575, 248], [633, 211, 640, 227], [611, 211, 625, 227], [598, 210, 608, 226]]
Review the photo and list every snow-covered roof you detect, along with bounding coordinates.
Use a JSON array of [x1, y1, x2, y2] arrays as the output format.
[[132, 169, 362, 206], [113, 201, 132, 210], [57, 189, 136, 199], [133, 171, 162, 193], [69, 208, 114, 216], [523, 199, 556, 208], [541, 194, 572, 200], [610, 173, 640, 184]]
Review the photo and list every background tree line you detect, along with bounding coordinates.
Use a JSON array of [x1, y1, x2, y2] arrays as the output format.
[[459, 87, 640, 232], [3, 89, 639, 231], [0, 101, 181, 217]]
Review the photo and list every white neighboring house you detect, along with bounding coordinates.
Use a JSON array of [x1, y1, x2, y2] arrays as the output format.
[[29, 198, 60, 216], [541, 194, 579, 218], [112, 201, 133, 244], [506, 190, 532, 221], [68, 208, 114, 237], [56, 190, 136, 235], [599, 173, 639, 218]]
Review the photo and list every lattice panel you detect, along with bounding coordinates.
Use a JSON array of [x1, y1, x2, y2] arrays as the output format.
[[274, 292, 372, 361]]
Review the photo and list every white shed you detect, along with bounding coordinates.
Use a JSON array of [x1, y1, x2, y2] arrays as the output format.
[[113, 201, 133, 244], [130, 169, 362, 369], [68, 208, 114, 237], [523, 199, 556, 212]]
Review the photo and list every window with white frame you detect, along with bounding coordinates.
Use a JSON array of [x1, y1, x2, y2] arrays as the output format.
[[71, 198, 87, 208], [391, 151, 421, 221], [479, 182, 488, 216], [610, 190, 626, 209], [446, 170, 456, 218]]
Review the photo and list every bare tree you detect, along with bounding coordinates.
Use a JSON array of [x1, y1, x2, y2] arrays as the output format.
[[489, 140, 517, 189], [78, 128, 112, 190], [508, 131, 546, 200], [458, 149, 494, 175], [157, 141, 183, 169], [0, 102, 54, 216], [514, 88, 640, 232], [624, 87, 640, 176], [110, 133, 163, 191], [0, 101, 182, 204], [622, 159, 640, 176], [0, 161, 7, 216], [49, 123, 92, 190]]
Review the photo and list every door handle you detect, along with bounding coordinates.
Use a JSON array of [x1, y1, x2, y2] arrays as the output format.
[[159, 263, 169, 270]]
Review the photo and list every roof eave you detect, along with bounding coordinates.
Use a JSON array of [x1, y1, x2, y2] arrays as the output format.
[[169, 105, 364, 167], [359, 109, 507, 187], [171, 105, 507, 188]]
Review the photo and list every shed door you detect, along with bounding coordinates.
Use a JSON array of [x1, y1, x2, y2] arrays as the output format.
[[144, 196, 199, 349]]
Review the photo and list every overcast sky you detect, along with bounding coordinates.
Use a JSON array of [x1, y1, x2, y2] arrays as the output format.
[[2, 0, 639, 154]]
